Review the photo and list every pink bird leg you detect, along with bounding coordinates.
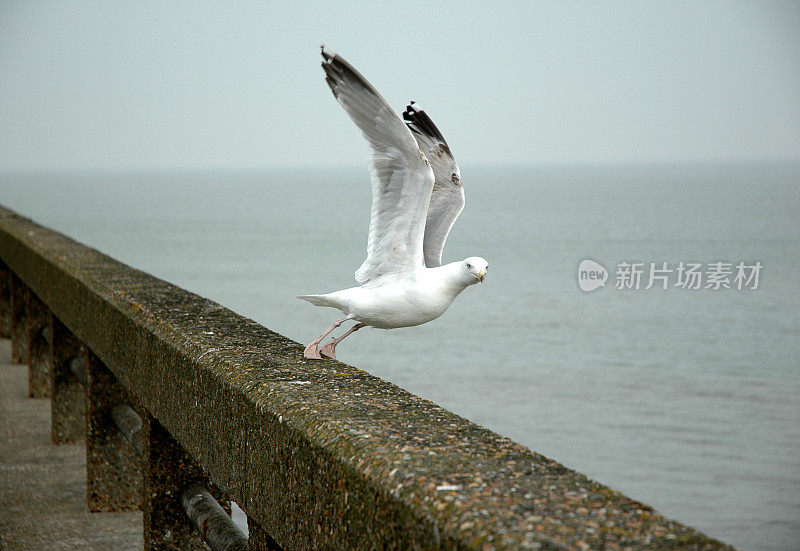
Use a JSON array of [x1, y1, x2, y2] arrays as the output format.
[[320, 323, 366, 360], [303, 317, 347, 359]]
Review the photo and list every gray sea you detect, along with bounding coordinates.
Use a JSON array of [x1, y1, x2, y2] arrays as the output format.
[[1, 162, 798, 550]]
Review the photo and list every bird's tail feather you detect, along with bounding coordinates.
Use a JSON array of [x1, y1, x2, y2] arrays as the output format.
[[297, 294, 337, 308]]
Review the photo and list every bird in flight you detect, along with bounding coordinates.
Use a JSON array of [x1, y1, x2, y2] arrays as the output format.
[[298, 47, 488, 360]]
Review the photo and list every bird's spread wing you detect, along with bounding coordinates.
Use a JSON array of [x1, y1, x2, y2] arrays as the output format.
[[403, 102, 464, 267], [321, 47, 435, 284]]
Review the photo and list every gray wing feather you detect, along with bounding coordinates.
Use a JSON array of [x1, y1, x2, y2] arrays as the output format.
[[321, 48, 435, 283], [402, 102, 464, 267]]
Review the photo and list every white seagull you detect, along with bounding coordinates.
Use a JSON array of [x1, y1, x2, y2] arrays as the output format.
[[298, 47, 488, 360]]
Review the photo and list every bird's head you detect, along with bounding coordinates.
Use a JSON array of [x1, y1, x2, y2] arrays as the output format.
[[461, 257, 489, 285]]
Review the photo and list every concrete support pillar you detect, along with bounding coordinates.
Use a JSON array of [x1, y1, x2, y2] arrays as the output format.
[[142, 414, 231, 550], [10, 272, 29, 364], [27, 290, 52, 397], [0, 261, 11, 338], [248, 519, 282, 550], [51, 316, 87, 443], [86, 348, 142, 511]]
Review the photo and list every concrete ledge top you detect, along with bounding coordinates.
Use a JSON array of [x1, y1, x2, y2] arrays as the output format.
[[0, 205, 733, 550]]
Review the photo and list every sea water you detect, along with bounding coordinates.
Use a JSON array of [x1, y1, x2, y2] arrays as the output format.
[[1, 162, 798, 550]]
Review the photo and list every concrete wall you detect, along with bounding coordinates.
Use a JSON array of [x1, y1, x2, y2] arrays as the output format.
[[0, 205, 733, 550]]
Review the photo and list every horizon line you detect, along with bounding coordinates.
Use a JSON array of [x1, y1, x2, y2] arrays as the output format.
[[2, 157, 800, 175]]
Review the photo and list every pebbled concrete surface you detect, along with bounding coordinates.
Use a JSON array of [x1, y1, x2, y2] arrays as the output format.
[[0, 338, 142, 550]]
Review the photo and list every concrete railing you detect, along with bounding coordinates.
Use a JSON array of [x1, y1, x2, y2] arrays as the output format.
[[0, 204, 733, 550]]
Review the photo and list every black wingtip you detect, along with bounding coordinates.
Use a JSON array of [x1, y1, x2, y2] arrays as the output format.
[[318, 48, 385, 103], [401, 102, 417, 123], [320, 45, 335, 63], [403, 102, 447, 145]]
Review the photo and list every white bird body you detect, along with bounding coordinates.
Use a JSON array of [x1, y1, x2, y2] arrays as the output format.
[[300, 261, 478, 329], [299, 47, 488, 359]]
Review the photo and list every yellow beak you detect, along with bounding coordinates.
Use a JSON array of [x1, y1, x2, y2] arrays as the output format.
[[477, 270, 485, 282]]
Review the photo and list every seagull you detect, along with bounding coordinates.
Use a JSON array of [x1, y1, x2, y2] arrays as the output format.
[[298, 47, 488, 360]]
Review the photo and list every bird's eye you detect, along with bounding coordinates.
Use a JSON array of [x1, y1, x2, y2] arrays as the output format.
[[466, 263, 472, 269]]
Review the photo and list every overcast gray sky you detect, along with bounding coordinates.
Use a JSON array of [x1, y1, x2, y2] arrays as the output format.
[[1, 1, 799, 170]]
